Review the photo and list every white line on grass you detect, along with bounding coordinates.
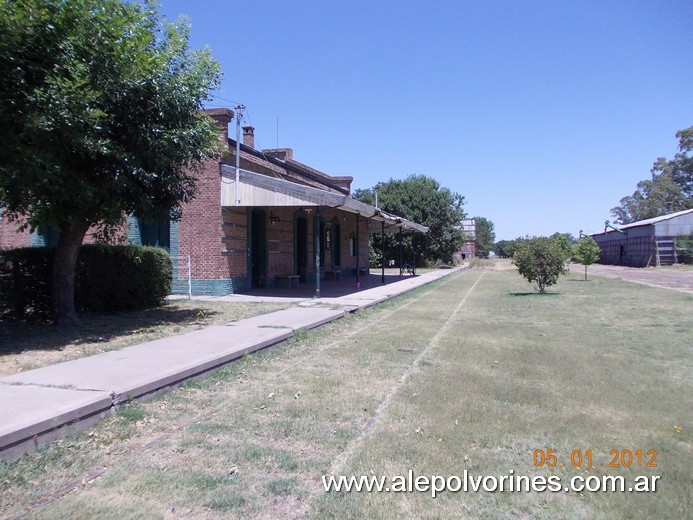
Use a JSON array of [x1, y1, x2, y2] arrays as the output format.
[[329, 271, 486, 475]]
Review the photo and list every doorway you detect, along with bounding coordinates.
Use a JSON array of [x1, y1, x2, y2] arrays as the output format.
[[295, 215, 308, 282], [332, 219, 341, 268], [250, 209, 267, 288]]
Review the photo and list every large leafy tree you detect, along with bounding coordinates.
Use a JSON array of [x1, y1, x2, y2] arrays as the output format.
[[0, 0, 221, 324], [473, 216, 495, 258], [611, 127, 693, 224], [354, 174, 465, 266]]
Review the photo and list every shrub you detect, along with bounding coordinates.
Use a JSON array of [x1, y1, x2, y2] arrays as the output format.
[[512, 236, 569, 293], [0, 247, 53, 319], [75, 245, 172, 312], [0, 244, 172, 319], [676, 233, 693, 264]]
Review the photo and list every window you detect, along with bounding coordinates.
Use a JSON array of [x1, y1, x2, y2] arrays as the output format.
[[324, 225, 331, 250], [332, 221, 341, 266], [318, 220, 325, 267], [42, 226, 60, 247], [138, 218, 170, 251]]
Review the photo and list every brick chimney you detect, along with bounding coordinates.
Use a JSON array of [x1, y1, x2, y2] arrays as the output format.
[[242, 126, 255, 148], [263, 148, 293, 161], [202, 108, 234, 141]]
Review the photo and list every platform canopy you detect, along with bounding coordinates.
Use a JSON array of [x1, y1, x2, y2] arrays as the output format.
[[220, 165, 429, 234]]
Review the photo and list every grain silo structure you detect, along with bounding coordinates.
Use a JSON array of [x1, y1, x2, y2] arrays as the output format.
[[460, 218, 476, 259]]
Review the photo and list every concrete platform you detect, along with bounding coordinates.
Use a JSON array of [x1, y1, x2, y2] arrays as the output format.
[[2, 325, 294, 403], [227, 306, 346, 331], [0, 385, 113, 461], [0, 267, 460, 460]]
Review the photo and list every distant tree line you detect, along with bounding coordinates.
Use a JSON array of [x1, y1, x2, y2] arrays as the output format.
[[494, 233, 576, 259]]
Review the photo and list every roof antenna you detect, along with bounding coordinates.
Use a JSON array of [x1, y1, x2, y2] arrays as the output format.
[[276, 116, 279, 149]]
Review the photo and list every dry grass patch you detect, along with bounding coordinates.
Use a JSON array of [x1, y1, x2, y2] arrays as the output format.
[[0, 299, 290, 377], [466, 257, 512, 270]]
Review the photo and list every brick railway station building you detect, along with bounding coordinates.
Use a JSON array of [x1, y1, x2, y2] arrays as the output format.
[[0, 108, 427, 295]]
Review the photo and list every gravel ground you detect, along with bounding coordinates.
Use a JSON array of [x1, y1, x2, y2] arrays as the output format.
[[569, 263, 693, 294]]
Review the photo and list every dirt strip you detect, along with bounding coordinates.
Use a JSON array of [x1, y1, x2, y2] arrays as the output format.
[[569, 264, 693, 294]]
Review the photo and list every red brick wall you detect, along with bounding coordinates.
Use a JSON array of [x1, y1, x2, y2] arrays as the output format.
[[267, 208, 296, 276], [337, 212, 369, 271], [222, 207, 247, 278], [216, 206, 371, 284], [175, 110, 234, 283], [0, 218, 117, 249], [178, 157, 227, 280], [0, 217, 31, 249], [322, 210, 368, 272]]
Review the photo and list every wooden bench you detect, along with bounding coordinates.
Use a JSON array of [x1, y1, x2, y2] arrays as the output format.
[[275, 274, 299, 288], [324, 270, 341, 281]]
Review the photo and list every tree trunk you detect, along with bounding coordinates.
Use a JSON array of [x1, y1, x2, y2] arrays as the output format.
[[51, 223, 89, 326], [584, 265, 588, 281]]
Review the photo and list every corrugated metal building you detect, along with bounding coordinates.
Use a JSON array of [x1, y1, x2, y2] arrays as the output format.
[[592, 208, 693, 267]]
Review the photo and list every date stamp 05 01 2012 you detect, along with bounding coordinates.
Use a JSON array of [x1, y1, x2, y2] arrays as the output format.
[[532, 449, 657, 469]]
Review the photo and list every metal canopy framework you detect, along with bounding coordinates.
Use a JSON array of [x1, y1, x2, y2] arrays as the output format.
[[220, 165, 429, 235]]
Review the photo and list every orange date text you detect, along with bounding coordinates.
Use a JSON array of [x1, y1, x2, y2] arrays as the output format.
[[532, 449, 657, 468]]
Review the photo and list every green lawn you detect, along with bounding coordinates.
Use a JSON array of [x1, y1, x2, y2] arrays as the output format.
[[1, 267, 690, 519]]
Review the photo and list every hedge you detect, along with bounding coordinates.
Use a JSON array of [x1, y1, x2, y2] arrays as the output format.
[[0, 244, 172, 319]]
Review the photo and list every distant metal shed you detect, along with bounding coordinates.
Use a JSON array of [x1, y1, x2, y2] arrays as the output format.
[[591, 208, 693, 267]]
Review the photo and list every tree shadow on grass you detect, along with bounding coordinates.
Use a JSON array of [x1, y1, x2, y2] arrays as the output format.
[[0, 304, 220, 355], [509, 292, 561, 296]]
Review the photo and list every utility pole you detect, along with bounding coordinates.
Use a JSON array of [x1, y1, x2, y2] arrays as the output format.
[[234, 104, 245, 206]]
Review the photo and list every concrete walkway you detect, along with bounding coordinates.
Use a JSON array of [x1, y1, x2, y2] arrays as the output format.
[[0, 268, 458, 461]]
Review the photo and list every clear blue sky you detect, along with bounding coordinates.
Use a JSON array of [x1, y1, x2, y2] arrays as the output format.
[[159, 0, 692, 240]]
